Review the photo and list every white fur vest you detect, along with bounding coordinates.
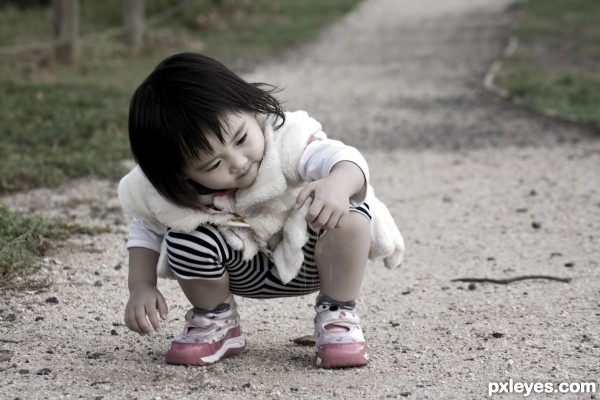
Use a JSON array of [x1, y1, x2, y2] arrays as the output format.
[[118, 111, 404, 283]]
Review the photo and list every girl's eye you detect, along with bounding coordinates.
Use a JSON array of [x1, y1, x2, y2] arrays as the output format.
[[206, 161, 221, 171], [236, 134, 247, 146]]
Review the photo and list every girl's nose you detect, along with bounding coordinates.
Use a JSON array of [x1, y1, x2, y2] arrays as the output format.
[[229, 152, 248, 172]]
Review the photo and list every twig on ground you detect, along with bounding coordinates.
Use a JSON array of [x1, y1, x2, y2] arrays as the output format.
[[0, 338, 21, 343], [451, 275, 572, 285]]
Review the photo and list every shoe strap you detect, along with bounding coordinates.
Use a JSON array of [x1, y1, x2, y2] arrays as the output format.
[[316, 294, 356, 311], [191, 302, 230, 315]]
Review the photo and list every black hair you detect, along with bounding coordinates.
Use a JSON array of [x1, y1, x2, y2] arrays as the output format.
[[128, 52, 285, 208]]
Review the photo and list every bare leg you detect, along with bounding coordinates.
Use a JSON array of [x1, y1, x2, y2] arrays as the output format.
[[176, 274, 231, 309], [315, 211, 371, 302]]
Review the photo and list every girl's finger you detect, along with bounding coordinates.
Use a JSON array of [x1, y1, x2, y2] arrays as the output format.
[[146, 304, 161, 333], [157, 296, 169, 320], [135, 307, 152, 335], [295, 185, 315, 210], [306, 198, 324, 224]]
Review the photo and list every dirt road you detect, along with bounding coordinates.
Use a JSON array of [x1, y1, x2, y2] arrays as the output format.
[[2, 0, 599, 398]]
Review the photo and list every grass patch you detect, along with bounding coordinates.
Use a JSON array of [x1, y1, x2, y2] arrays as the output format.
[[0, 0, 362, 194], [496, 0, 600, 131], [0, 206, 104, 288]]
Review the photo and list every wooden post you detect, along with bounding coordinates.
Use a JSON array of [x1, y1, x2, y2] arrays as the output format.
[[53, 0, 80, 64], [124, 0, 145, 54]]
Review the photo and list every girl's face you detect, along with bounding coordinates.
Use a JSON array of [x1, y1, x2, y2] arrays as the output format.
[[184, 111, 265, 191]]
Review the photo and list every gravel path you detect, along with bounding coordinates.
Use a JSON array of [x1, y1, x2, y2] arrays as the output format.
[[2, 0, 599, 399]]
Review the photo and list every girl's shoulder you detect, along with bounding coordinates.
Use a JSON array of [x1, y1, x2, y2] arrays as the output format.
[[273, 110, 323, 139]]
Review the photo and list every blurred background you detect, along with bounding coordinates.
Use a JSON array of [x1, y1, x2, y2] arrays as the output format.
[[0, 0, 363, 285], [0, 0, 362, 194], [0, 0, 598, 286]]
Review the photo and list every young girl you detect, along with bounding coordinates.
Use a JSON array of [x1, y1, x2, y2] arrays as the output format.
[[118, 53, 404, 369]]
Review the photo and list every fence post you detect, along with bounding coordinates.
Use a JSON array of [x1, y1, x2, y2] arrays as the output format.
[[53, 0, 80, 64], [124, 0, 145, 54]]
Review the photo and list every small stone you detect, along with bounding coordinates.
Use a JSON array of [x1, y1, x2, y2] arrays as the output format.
[[390, 321, 400, 327], [114, 263, 122, 271], [3, 314, 16, 322], [491, 332, 504, 339], [242, 383, 251, 389], [45, 297, 59, 304], [293, 335, 315, 346], [400, 392, 412, 397], [0, 350, 13, 362], [93, 280, 103, 287], [531, 222, 542, 229], [564, 262, 574, 268], [111, 329, 118, 336], [19, 369, 29, 375], [37, 368, 51, 375], [468, 283, 477, 291], [35, 316, 44, 321]]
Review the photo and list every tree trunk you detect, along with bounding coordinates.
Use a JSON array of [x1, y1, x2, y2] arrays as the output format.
[[124, 0, 145, 54], [53, 0, 80, 64]]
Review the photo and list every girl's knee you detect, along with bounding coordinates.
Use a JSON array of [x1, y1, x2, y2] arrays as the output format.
[[342, 210, 371, 233]]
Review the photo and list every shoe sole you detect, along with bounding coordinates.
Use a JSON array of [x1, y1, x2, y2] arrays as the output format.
[[316, 342, 368, 368], [165, 326, 246, 366]]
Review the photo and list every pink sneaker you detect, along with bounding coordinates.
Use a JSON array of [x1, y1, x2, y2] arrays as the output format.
[[314, 300, 368, 368], [165, 295, 246, 366]]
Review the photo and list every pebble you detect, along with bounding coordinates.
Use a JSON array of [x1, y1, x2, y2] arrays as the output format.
[[45, 297, 59, 304], [37, 368, 51, 375], [0, 350, 13, 362], [293, 335, 315, 346], [2, 314, 16, 322], [87, 352, 104, 359]]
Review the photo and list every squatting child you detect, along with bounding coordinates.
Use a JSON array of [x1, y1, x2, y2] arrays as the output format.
[[118, 53, 404, 368]]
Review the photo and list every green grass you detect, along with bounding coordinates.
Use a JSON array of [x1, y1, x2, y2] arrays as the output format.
[[0, 0, 362, 194], [0, 206, 104, 288], [0, 0, 362, 287], [496, 0, 600, 131]]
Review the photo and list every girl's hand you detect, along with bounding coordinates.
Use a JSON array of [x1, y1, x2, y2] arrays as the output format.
[[295, 177, 352, 230], [295, 161, 366, 230], [124, 284, 168, 336]]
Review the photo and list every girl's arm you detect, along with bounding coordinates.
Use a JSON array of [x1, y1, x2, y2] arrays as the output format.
[[124, 247, 168, 335], [123, 218, 169, 335], [295, 134, 369, 230]]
